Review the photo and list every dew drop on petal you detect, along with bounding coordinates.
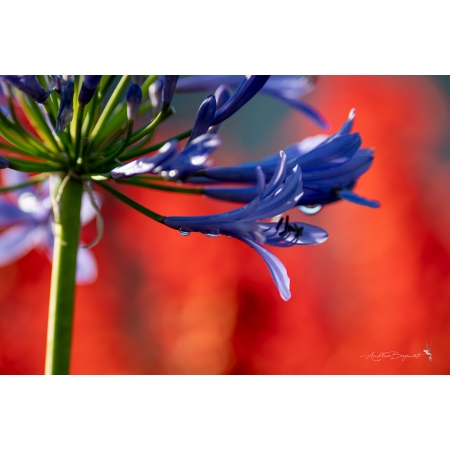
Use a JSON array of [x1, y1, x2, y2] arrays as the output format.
[[204, 231, 221, 238], [179, 228, 191, 236], [298, 204, 322, 215]]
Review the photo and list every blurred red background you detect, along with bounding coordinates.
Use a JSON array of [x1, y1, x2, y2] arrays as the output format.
[[1, 76, 449, 374]]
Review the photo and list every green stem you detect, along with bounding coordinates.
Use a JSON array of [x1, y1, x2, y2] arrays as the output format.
[[74, 104, 85, 160], [98, 119, 134, 166], [119, 128, 192, 161], [45, 176, 83, 375], [7, 157, 64, 172], [89, 75, 130, 143], [96, 181, 166, 223], [119, 178, 204, 194]]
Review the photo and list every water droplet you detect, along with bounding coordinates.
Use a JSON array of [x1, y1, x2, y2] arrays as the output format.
[[298, 204, 322, 215], [179, 228, 191, 236], [204, 231, 221, 238]]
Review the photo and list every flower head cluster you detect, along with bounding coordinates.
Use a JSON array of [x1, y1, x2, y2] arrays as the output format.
[[0, 75, 379, 300]]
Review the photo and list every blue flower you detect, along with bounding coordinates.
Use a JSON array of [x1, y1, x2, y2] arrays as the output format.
[[163, 152, 328, 300], [0, 76, 51, 104], [187, 94, 216, 143], [0, 170, 99, 284], [55, 76, 75, 132], [78, 76, 102, 106], [176, 75, 328, 128], [110, 134, 221, 180], [199, 110, 380, 209]]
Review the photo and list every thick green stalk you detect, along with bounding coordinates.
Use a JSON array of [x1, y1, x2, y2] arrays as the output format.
[[45, 177, 83, 375]]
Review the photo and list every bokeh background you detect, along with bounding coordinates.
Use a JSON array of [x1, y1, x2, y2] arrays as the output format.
[[1, 76, 450, 374]]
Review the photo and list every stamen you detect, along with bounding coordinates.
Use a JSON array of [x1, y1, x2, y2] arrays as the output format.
[[275, 217, 284, 231]]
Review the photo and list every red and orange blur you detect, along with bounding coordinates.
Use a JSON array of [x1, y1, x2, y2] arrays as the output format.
[[1, 76, 449, 374]]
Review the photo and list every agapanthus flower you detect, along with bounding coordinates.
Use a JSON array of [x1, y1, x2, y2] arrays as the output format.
[[176, 75, 328, 128], [0, 74, 380, 375], [163, 152, 328, 300], [110, 134, 221, 180], [0, 170, 99, 284], [198, 109, 380, 209]]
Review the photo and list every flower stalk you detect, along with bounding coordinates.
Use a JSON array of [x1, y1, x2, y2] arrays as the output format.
[[45, 176, 83, 375]]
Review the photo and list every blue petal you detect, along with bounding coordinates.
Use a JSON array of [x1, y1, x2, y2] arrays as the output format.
[[259, 221, 328, 247], [187, 95, 217, 143], [0, 224, 40, 266], [110, 140, 178, 179], [303, 150, 373, 185], [0, 198, 33, 227], [295, 133, 362, 169], [208, 85, 232, 135], [165, 134, 221, 179], [163, 76, 179, 107], [337, 108, 356, 135], [238, 236, 291, 301], [338, 190, 380, 208], [246, 166, 303, 221], [203, 186, 259, 203], [297, 187, 340, 206], [212, 76, 270, 125], [176, 76, 242, 92], [264, 92, 329, 129], [76, 246, 98, 284], [262, 151, 287, 198]]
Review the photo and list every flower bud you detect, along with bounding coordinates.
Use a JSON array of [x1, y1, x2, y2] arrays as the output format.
[[126, 83, 142, 121], [162, 75, 179, 109], [149, 79, 163, 118], [78, 76, 102, 106], [56, 76, 74, 132]]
